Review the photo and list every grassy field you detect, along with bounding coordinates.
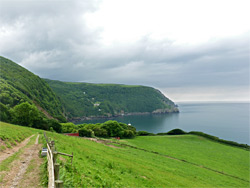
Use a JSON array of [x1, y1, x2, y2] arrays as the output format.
[[0, 122, 249, 187], [123, 135, 250, 181], [44, 132, 250, 187], [0, 121, 40, 150]]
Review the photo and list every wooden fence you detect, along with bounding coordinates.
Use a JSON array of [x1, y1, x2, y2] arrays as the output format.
[[44, 132, 73, 188]]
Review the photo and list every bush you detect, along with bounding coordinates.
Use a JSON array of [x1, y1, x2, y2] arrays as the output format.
[[137, 131, 155, 136], [156, 132, 168, 135], [92, 127, 108, 138], [79, 128, 94, 137], [47, 119, 62, 133], [0, 102, 11, 122], [77, 120, 137, 139], [167, 129, 186, 135], [189, 131, 250, 150], [61, 122, 77, 133], [102, 120, 123, 137], [123, 130, 135, 138]]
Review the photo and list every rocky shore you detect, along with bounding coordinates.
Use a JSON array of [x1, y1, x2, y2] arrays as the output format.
[[69, 107, 179, 123]]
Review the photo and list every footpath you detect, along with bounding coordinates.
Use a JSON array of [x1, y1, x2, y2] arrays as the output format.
[[0, 134, 43, 188]]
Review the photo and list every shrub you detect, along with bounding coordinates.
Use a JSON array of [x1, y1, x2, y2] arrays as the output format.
[[79, 128, 94, 137], [93, 127, 108, 138], [0, 102, 11, 122], [47, 119, 62, 133], [61, 122, 77, 133], [102, 120, 123, 137], [156, 132, 168, 135], [167, 129, 186, 135], [137, 131, 155, 136], [123, 130, 135, 138], [189, 131, 250, 150]]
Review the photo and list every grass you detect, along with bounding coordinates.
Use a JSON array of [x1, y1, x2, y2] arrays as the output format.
[[0, 121, 40, 149], [44, 132, 250, 187], [0, 122, 249, 187], [123, 135, 250, 181]]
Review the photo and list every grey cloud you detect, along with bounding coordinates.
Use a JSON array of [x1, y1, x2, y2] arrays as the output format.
[[0, 0, 249, 101]]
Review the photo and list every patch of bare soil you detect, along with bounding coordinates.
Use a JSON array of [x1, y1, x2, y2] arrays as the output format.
[[0, 135, 43, 188], [0, 135, 34, 163], [84, 137, 121, 148]]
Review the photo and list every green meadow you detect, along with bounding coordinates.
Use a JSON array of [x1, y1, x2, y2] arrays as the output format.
[[1, 122, 249, 187], [0, 121, 39, 150], [44, 132, 250, 187], [123, 135, 250, 181]]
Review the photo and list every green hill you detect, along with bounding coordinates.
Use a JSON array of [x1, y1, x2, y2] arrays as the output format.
[[0, 56, 66, 122], [44, 79, 179, 119], [45, 128, 249, 187], [1, 121, 248, 187], [0, 56, 178, 124]]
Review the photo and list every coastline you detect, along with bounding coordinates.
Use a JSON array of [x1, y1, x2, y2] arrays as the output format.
[[69, 107, 179, 123]]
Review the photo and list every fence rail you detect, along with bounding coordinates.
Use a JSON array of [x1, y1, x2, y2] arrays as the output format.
[[44, 132, 73, 188]]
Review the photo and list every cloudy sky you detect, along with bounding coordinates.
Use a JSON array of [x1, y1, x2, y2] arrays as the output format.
[[0, 0, 249, 102]]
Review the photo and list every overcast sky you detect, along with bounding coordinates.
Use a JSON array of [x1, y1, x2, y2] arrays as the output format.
[[0, 0, 249, 102]]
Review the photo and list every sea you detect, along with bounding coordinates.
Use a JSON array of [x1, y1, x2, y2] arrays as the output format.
[[77, 102, 250, 145]]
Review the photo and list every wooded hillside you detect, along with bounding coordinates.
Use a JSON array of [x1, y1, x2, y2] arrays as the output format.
[[0, 56, 66, 122], [45, 79, 178, 119]]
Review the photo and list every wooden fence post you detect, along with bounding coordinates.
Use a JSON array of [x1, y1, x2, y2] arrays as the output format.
[[53, 151, 58, 164], [55, 180, 63, 188], [54, 163, 60, 181]]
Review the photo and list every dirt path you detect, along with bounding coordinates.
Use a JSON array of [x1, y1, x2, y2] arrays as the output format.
[[0, 135, 34, 163], [0, 135, 43, 188], [84, 137, 121, 148]]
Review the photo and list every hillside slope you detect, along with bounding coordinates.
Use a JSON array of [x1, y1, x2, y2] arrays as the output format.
[[0, 56, 65, 121], [45, 79, 179, 119], [43, 131, 249, 187]]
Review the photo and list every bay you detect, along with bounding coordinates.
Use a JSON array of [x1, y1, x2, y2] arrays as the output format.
[[77, 102, 250, 144]]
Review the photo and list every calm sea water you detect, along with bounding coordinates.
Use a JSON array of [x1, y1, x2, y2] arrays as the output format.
[[77, 102, 250, 144]]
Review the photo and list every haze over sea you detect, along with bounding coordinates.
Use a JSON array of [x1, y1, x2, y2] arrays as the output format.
[[78, 102, 250, 145]]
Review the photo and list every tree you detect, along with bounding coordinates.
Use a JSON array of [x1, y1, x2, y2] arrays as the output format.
[[61, 122, 77, 133], [47, 119, 62, 133], [0, 102, 11, 122], [79, 128, 94, 137], [11, 102, 40, 127], [102, 120, 123, 137], [123, 130, 135, 138]]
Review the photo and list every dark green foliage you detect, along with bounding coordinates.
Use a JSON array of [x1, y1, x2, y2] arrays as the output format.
[[79, 128, 94, 137], [45, 79, 178, 118], [0, 56, 65, 121], [92, 127, 108, 137], [137, 131, 155, 136], [77, 120, 136, 138], [166, 129, 187, 135], [189, 131, 250, 150], [11, 102, 40, 127], [0, 102, 11, 122], [61, 122, 77, 133], [47, 119, 62, 133], [102, 120, 124, 137], [123, 130, 135, 138]]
